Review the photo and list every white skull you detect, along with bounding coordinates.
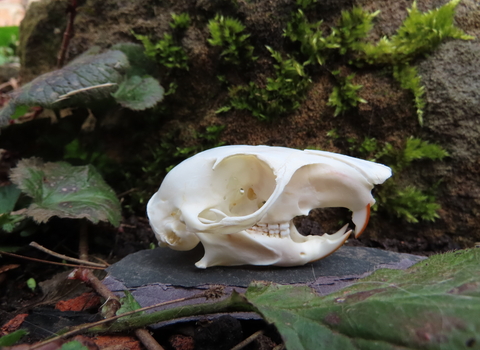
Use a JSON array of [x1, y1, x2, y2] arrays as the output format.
[[147, 145, 391, 268]]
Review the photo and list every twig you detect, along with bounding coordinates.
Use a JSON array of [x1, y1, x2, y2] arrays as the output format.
[[272, 344, 285, 350], [57, 0, 78, 68], [0, 250, 104, 270], [134, 329, 166, 350], [230, 330, 264, 350], [30, 289, 220, 349], [29, 242, 107, 268], [116, 188, 139, 198], [69, 268, 165, 350]]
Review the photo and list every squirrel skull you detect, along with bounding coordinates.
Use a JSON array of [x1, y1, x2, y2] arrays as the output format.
[[147, 145, 391, 268]]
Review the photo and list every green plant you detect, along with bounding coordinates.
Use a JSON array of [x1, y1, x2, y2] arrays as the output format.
[[0, 44, 164, 125], [207, 15, 256, 65], [228, 47, 311, 120], [170, 13, 191, 30], [134, 33, 188, 70], [325, 135, 448, 223], [360, 0, 474, 65], [285, 0, 472, 123], [295, 0, 317, 9], [0, 26, 19, 65], [393, 64, 426, 125], [284, 10, 339, 65], [327, 72, 366, 116]]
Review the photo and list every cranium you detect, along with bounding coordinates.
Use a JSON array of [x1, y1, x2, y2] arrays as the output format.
[[147, 145, 391, 268]]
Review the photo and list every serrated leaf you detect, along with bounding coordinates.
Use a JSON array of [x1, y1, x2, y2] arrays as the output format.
[[0, 49, 129, 125], [0, 184, 21, 214], [112, 75, 164, 110], [245, 249, 480, 350], [0, 329, 28, 346], [10, 158, 121, 226]]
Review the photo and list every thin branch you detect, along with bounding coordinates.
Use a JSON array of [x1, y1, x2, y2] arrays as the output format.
[[57, 0, 78, 68], [0, 250, 104, 270], [29, 242, 107, 268], [230, 330, 264, 350], [30, 289, 225, 350]]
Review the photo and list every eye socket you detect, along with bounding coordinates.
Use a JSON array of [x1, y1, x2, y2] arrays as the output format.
[[199, 155, 276, 220]]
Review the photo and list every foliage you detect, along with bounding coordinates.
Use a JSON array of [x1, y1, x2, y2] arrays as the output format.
[[228, 47, 311, 120], [393, 64, 426, 125], [0, 26, 19, 65], [284, 10, 339, 65], [134, 32, 188, 70], [60, 340, 89, 350], [0, 46, 164, 125], [117, 290, 144, 318], [134, 13, 190, 71], [169, 13, 191, 30], [327, 72, 366, 116], [334, 7, 380, 55], [0, 329, 28, 347], [245, 249, 480, 350], [377, 185, 441, 223], [284, 0, 472, 123], [112, 75, 164, 111], [10, 158, 121, 226], [360, 0, 474, 65], [295, 0, 317, 10], [207, 14, 256, 65], [327, 134, 448, 223]]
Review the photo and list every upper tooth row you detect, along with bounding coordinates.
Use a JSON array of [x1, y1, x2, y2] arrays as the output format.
[[248, 223, 290, 237]]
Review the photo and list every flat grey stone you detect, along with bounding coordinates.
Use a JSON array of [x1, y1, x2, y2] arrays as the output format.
[[103, 246, 425, 327], [106, 245, 424, 288]]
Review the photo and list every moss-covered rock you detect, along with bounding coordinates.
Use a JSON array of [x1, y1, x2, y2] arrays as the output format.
[[10, 0, 480, 252]]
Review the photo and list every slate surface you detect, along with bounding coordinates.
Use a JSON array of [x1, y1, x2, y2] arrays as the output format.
[[105, 245, 425, 288], [103, 245, 426, 327]]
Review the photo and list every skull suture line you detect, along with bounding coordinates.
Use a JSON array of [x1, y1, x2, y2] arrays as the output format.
[[147, 145, 392, 268]]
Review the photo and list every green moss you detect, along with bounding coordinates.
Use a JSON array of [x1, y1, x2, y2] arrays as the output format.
[[327, 72, 366, 116], [284, 0, 473, 123], [393, 64, 425, 125], [284, 10, 339, 65], [227, 47, 311, 121], [360, 0, 474, 65], [207, 15, 256, 65], [169, 13, 190, 30], [133, 13, 189, 70], [326, 134, 449, 223]]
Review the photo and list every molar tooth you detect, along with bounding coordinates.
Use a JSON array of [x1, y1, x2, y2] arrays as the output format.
[[279, 223, 289, 230], [280, 228, 289, 237]]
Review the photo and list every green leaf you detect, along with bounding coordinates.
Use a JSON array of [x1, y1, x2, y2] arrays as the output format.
[[0, 329, 28, 347], [0, 184, 21, 214], [10, 158, 121, 226], [245, 249, 480, 350], [0, 49, 130, 125], [117, 290, 143, 318], [60, 340, 89, 350], [112, 75, 164, 111]]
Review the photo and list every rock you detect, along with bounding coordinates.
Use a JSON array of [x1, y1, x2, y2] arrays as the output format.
[[104, 245, 425, 326], [418, 40, 480, 242]]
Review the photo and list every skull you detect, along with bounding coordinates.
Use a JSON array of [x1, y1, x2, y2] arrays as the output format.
[[147, 145, 391, 268]]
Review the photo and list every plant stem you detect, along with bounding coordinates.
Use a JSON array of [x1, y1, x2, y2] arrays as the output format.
[[29, 241, 107, 268], [57, 0, 78, 68]]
